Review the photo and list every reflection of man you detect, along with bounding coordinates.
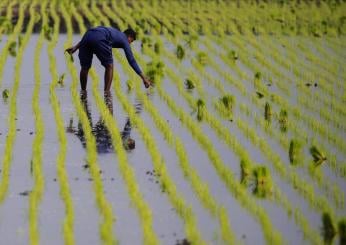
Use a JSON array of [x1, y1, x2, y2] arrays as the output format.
[[66, 91, 136, 153]]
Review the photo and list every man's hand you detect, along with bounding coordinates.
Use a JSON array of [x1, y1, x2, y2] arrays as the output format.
[[65, 46, 76, 54], [142, 77, 152, 88]]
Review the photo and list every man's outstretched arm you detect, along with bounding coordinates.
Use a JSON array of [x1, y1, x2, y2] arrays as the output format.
[[123, 43, 152, 88], [65, 41, 81, 54]]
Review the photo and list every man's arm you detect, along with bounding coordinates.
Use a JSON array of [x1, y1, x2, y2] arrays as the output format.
[[65, 41, 81, 54], [123, 43, 152, 88]]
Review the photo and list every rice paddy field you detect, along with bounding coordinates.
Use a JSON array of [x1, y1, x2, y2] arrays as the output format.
[[0, 0, 346, 244]]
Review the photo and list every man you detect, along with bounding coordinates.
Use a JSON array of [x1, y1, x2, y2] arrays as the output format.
[[65, 27, 152, 91]]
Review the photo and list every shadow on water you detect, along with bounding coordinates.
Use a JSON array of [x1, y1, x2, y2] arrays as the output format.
[[66, 90, 142, 154]]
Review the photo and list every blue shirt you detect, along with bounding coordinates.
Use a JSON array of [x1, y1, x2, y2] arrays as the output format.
[[91, 26, 142, 75]]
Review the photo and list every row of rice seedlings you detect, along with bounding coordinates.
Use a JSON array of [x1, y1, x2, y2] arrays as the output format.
[[29, 2, 47, 243], [0, 0, 27, 88], [111, 44, 237, 244], [47, 0, 75, 243], [71, 5, 159, 245], [0, 0, 15, 38], [0, 0, 35, 204], [61, 3, 117, 244]]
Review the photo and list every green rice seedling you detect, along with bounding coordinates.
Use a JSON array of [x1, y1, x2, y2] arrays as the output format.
[[252, 166, 273, 198], [278, 109, 288, 132], [197, 52, 208, 66], [264, 102, 271, 122], [289, 139, 302, 165], [64, 50, 74, 62], [256, 91, 264, 98], [228, 50, 238, 60], [220, 94, 235, 112], [154, 41, 162, 54], [176, 44, 185, 60], [254, 71, 261, 89], [2, 89, 9, 100], [338, 219, 346, 245], [57, 73, 65, 87], [43, 25, 53, 41], [196, 98, 205, 121], [185, 34, 198, 48], [240, 159, 251, 185], [145, 61, 165, 83], [141, 36, 152, 53], [184, 78, 195, 89], [310, 145, 327, 166], [8, 41, 17, 57], [322, 212, 336, 244]]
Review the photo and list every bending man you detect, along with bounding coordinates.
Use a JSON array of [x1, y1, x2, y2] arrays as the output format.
[[65, 27, 151, 91]]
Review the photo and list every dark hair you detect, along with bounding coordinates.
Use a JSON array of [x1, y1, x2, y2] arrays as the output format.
[[124, 28, 137, 40]]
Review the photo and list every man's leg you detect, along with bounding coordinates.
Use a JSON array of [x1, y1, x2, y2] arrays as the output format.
[[80, 67, 89, 91], [104, 64, 113, 92]]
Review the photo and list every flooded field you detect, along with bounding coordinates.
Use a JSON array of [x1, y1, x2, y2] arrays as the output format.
[[0, 0, 346, 244]]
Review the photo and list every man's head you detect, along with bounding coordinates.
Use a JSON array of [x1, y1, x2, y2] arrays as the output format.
[[124, 28, 137, 44]]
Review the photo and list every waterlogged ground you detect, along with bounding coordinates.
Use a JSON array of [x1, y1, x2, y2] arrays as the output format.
[[0, 31, 346, 245]]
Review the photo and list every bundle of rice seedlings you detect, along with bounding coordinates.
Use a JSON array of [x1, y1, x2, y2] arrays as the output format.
[[176, 44, 185, 60], [146, 61, 165, 83], [322, 212, 336, 244], [154, 41, 162, 54], [184, 78, 195, 89], [197, 52, 208, 66], [279, 109, 288, 132], [196, 99, 205, 121], [228, 50, 238, 60], [310, 145, 327, 166], [2, 89, 9, 100], [254, 72, 262, 80], [289, 139, 302, 165], [43, 25, 53, 41], [264, 102, 271, 122], [338, 219, 346, 245], [220, 94, 235, 112]]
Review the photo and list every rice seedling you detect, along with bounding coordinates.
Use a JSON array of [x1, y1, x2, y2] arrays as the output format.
[[176, 44, 185, 60], [322, 212, 336, 244], [310, 145, 327, 166], [264, 102, 272, 122], [145, 60, 165, 83], [252, 166, 273, 198], [196, 98, 205, 121], [126, 79, 134, 91], [184, 78, 195, 90], [8, 41, 17, 57], [278, 109, 288, 132], [227, 50, 238, 61], [2, 89, 9, 100], [289, 139, 302, 165]]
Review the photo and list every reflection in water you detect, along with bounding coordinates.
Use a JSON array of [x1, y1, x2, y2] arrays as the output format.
[[67, 91, 142, 153]]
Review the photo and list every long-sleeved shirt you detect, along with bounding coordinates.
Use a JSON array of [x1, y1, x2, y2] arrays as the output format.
[[90, 26, 142, 75]]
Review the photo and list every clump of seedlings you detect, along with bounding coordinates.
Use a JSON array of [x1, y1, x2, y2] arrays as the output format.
[[339, 219, 346, 245], [64, 50, 74, 62], [289, 139, 302, 165], [184, 78, 195, 89], [154, 41, 162, 54], [254, 71, 261, 89], [228, 50, 238, 60], [176, 44, 185, 60], [58, 73, 65, 87], [256, 91, 264, 98], [322, 212, 336, 244], [278, 109, 288, 132], [196, 52, 208, 66], [2, 89, 9, 100], [8, 41, 17, 57], [196, 99, 205, 121], [220, 94, 235, 112], [146, 61, 165, 83], [264, 102, 272, 122], [310, 145, 327, 166], [252, 166, 273, 198], [141, 36, 152, 53]]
